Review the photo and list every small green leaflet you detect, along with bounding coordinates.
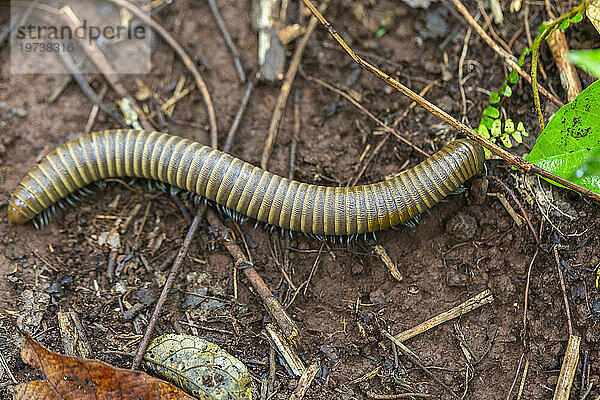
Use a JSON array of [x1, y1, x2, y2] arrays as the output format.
[[525, 80, 600, 194], [568, 49, 600, 78]]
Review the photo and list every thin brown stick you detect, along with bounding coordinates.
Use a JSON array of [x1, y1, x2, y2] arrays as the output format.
[[458, 26, 472, 124], [223, 73, 258, 153], [207, 0, 246, 83], [83, 83, 108, 134], [491, 176, 539, 245], [392, 79, 440, 128], [305, 74, 430, 158], [260, 0, 329, 169], [290, 90, 302, 180], [553, 335, 581, 400], [531, 2, 586, 131], [506, 353, 525, 400], [106, 0, 218, 148], [300, 0, 600, 202], [382, 330, 459, 398], [59, 6, 154, 132], [522, 247, 539, 346], [390, 290, 493, 343], [517, 360, 529, 400], [289, 362, 320, 400], [131, 202, 206, 369], [449, 0, 563, 107], [206, 209, 300, 345], [546, 25, 582, 102], [303, 243, 324, 296], [553, 245, 573, 336]]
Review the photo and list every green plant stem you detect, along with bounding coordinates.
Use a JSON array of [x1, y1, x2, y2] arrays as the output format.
[[531, 1, 588, 131], [300, 0, 600, 202]]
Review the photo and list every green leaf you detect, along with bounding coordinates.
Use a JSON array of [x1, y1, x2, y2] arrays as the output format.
[[501, 84, 512, 97], [375, 28, 386, 38], [537, 23, 548, 35], [505, 119, 515, 134], [517, 121, 528, 137], [512, 130, 523, 144], [572, 148, 600, 181], [478, 123, 490, 139], [568, 49, 600, 78], [500, 133, 513, 148], [481, 115, 494, 129], [483, 106, 500, 118], [571, 11, 583, 23], [525, 80, 600, 194], [491, 119, 502, 137], [508, 70, 519, 84], [559, 19, 571, 29], [490, 92, 501, 104]]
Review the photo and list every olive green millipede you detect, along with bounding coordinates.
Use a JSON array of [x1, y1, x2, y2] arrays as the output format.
[[8, 129, 485, 237]]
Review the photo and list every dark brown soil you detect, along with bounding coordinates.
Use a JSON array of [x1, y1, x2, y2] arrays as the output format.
[[1, 1, 598, 399]]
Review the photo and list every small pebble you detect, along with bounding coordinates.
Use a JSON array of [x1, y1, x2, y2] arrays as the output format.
[[369, 289, 386, 305], [10, 107, 27, 117], [136, 288, 157, 306]]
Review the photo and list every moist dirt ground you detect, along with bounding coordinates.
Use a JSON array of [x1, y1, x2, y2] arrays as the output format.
[[0, 1, 599, 399]]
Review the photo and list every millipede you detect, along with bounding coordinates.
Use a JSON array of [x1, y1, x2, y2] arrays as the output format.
[[8, 129, 485, 239]]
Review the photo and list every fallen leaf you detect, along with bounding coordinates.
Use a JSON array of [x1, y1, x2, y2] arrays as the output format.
[[144, 334, 252, 399], [14, 334, 196, 400]]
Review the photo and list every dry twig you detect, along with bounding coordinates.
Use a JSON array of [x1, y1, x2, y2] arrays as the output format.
[[224, 74, 258, 153], [59, 6, 153, 131], [207, 0, 246, 83], [553, 245, 573, 336], [553, 335, 581, 400], [131, 203, 206, 369], [265, 323, 305, 377], [206, 209, 300, 345], [390, 290, 494, 343], [289, 362, 320, 400]]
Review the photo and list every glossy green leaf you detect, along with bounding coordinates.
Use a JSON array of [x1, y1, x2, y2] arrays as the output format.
[[572, 148, 600, 181], [483, 106, 500, 118], [489, 92, 501, 104], [491, 119, 502, 137], [568, 49, 600, 78], [478, 123, 490, 139], [505, 119, 515, 134], [512, 130, 523, 144], [500, 133, 513, 148], [517, 121, 528, 137], [501, 84, 512, 97], [525, 80, 600, 194], [144, 334, 252, 400], [480, 115, 494, 129]]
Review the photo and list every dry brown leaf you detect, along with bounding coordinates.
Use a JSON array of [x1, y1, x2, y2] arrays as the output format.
[[14, 334, 196, 400]]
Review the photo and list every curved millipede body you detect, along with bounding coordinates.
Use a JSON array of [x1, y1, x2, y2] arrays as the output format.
[[8, 129, 485, 236]]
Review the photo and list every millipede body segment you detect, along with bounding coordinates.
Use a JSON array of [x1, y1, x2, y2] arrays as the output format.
[[8, 129, 485, 236]]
